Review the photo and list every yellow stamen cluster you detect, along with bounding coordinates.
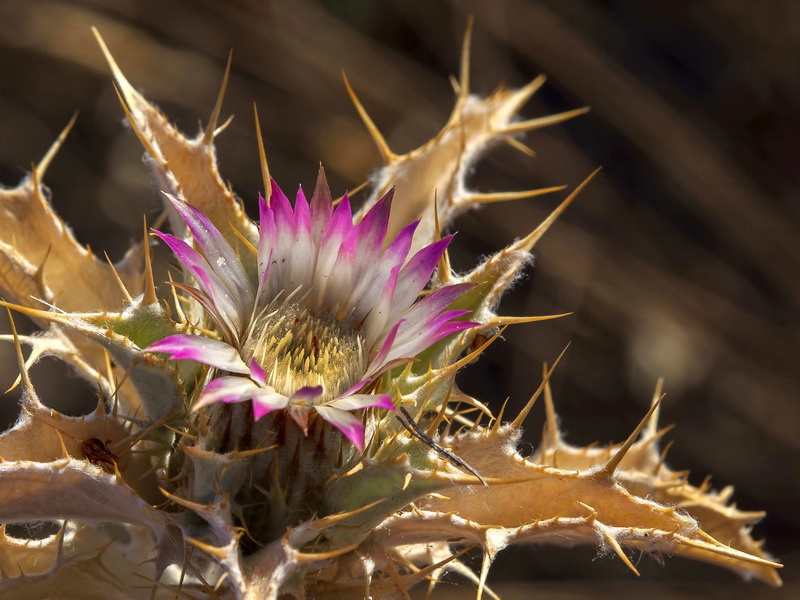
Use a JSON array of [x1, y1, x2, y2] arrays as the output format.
[[245, 304, 367, 403]]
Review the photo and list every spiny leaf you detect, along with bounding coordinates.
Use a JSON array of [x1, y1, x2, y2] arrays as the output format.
[[93, 28, 258, 251]]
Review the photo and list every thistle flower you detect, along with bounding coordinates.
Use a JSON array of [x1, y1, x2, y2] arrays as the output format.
[[0, 25, 782, 600], [147, 176, 475, 450]]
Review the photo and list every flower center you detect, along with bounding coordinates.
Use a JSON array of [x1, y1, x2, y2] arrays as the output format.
[[244, 304, 367, 403]]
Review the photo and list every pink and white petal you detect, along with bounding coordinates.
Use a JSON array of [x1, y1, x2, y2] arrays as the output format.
[[393, 309, 474, 345], [269, 181, 295, 238], [313, 406, 366, 451], [155, 231, 244, 335], [362, 263, 401, 345], [327, 393, 395, 412], [254, 248, 273, 310], [365, 320, 403, 375], [350, 220, 419, 322], [385, 313, 477, 364], [249, 360, 267, 386], [287, 186, 315, 291], [252, 388, 289, 420], [324, 227, 359, 315], [169, 281, 235, 342], [341, 196, 392, 311], [147, 335, 249, 374], [339, 377, 373, 399], [269, 181, 297, 287], [386, 235, 454, 324], [163, 193, 254, 308], [313, 197, 354, 300], [392, 283, 476, 336], [257, 196, 278, 284], [353, 190, 392, 265], [320, 196, 353, 251], [289, 385, 324, 405], [193, 376, 259, 411]]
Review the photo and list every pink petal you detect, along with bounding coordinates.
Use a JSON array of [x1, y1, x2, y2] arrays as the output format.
[[362, 263, 402, 344], [252, 388, 289, 420], [365, 320, 403, 375], [350, 220, 418, 322], [249, 360, 267, 386], [287, 186, 315, 291], [386, 312, 477, 364], [339, 377, 373, 399], [313, 197, 353, 299], [257, 195, 278, 291], [168, 281, 234, 341], [147, 335, 249, 374], [154, 230, 244, 336], [327, 393, 395, 412], [163, 193, 254, 309], [393, 283, 476, 336], [387, 235, 454, 324], [353, 190, 392, 264], [290, 385, 324, 404], [268, 179, 292, 213], [313, 406, 366, 451], [193, 376, 258, 411], [324, 226, 359, 313]]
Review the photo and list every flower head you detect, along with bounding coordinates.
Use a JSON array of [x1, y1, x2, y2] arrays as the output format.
[[148, 171, 476, 449]]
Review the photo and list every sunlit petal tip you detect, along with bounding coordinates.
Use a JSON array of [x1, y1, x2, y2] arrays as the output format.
[[268, 178, 291, 207], [367, 320, 404, 372], [339, 377, 373, 399], [249, 359, 267, 386], [328, 393, 395, 412], [252, 389, 289, 420], [160, 190, 182, 207], [435, 320, 480, 338], [363, 393, 396, 412], [378, 187, 395, 204], [146, 335, 250, 374], [314, 406, 366, 451], [290, 385, 324, 404], [193, 376, 258, 410]]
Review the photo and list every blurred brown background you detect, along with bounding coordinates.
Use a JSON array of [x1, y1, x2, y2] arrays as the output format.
[[0, 1, 797, 597]]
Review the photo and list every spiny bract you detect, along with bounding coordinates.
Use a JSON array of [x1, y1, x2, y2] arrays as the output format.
[[0, 23, 781, 600]]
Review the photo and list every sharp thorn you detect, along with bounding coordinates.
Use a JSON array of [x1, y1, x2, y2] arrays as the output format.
[[253, 103, 272, 202], [142, 217, 158, 305], [104, 251, 133, 305], [510, 344, 569, 430], [36, 112, 78, 180], [514, 167, 601, 254], [203, 50, 233, 145], [466, 185, 567, 205], [342, 70, 395, 164], [501, 106, 590, 135], [504, 136, 537, 157], [598, 390, 666, 479], [600, 526, 640, 576]]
